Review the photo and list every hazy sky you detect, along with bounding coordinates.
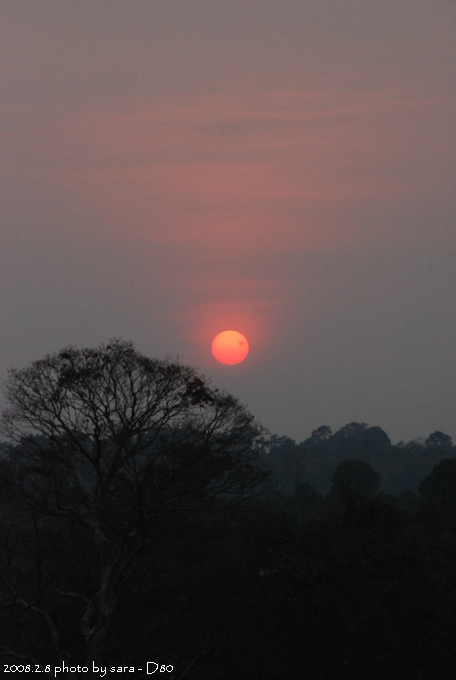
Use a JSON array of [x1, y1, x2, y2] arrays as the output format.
[[1, 0, 455, 444]]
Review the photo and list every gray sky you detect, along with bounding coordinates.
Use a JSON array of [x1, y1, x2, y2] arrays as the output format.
[[1, 0, 455, 444]]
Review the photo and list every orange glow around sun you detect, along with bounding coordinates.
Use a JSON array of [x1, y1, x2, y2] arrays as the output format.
[[211, 330, 249, 365]]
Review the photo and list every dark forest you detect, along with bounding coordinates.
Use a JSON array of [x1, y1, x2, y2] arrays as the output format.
[[1, 341, 455, 679]]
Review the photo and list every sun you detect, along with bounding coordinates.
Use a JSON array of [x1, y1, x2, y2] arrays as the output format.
[[211, 330, 249, 365]]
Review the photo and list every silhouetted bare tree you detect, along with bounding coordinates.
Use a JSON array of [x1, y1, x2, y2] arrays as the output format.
[[0, 339, 268, 667]]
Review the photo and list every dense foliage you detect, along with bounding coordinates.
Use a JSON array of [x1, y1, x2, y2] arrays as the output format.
[[265, 422, 455, 495], [0, 342, 455, 678]]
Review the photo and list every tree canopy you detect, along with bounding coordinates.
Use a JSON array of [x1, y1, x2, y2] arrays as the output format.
[[1, 340, 455, 677], [0, 339, 268, 666]]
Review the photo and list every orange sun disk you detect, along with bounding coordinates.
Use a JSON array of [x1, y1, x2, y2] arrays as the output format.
[[211, 330, 249, 365]]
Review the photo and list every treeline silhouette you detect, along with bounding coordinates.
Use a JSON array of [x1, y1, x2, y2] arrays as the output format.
[[0, 341, 455, 679], [264, 421, 455, 496]]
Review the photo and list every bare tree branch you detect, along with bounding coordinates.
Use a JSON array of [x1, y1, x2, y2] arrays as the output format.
[[0, 339, 269, 666]]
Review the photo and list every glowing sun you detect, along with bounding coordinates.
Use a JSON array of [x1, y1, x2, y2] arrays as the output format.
[[211, 330, 249, 365]]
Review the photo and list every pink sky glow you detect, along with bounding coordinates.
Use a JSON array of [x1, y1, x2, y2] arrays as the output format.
[[1, 0, 455, 442]]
